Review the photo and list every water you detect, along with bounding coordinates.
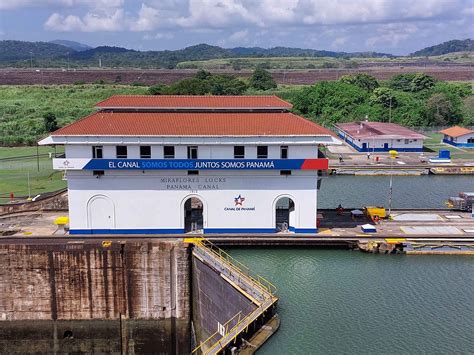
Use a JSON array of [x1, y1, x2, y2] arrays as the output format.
[[318, 175, 473, 209], [229, 175, 474, 354], [229, 250, 474, 354]]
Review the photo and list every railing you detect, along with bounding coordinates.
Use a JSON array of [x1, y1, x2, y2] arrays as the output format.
[[189, 238, 277, 354]]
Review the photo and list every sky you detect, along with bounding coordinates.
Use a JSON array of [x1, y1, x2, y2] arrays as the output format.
[[0, 0, 473, 55]]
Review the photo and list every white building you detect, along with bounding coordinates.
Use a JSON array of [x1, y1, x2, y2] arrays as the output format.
[[336, 121, 426, 152], [39, 95, 339, 235], [440, 126, 474, 147]]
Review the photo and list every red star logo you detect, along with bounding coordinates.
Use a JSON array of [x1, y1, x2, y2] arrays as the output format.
[[234, 195, 245, 206]]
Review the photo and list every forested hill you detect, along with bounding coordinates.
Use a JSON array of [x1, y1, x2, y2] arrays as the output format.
[[0, 39, 472, 68], [0, 41, 392, 68], [411, 39, 474, 56]]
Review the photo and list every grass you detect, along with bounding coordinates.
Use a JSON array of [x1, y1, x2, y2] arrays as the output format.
[[423, 132, 474, 159], [176, 53, 474, 70], [0, 84, 149, 145], [0, 146, 66, 200]]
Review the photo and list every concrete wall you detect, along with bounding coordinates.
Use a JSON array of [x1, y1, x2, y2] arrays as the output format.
[[0, 190, 68, 216], [66, 170, 318, 234], [0, 241, 191, 354]]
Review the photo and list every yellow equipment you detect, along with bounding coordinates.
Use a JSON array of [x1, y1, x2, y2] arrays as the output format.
[[364, 206, 387, 221], [54, 216, 69, 225]]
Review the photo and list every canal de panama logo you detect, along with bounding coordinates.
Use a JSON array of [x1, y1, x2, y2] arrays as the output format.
[[234, 194, 245, 206], [225, 194, 255, 212]]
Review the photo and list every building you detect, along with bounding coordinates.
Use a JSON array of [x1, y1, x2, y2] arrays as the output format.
[[39, 95, 339, 235], [336, 121, 426, 152], [439, 126, 474, 147]]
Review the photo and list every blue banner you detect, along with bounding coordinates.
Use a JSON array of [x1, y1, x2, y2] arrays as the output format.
[[82, 158, 328, 170]]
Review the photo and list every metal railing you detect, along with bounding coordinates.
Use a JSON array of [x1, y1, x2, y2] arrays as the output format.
[[189, 238, 277, 354]]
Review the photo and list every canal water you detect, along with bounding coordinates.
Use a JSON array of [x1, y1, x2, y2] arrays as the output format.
[[230, 175, 474, 354]]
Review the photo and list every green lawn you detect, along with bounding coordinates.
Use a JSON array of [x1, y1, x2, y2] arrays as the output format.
[[423, 132, 474, 159], [0, 146, 66, 200]]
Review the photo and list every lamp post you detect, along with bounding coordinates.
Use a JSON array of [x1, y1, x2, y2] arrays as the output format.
[[388, 150, 398, 217]]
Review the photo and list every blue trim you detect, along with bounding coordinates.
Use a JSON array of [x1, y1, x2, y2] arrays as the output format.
[[204, 228, 276, 233], [293, 228, 318, 233], [337, 134, 423, 152], [69, 228, 185, 235], [69, 227, 319, 235], [443, 138, 474, 148]]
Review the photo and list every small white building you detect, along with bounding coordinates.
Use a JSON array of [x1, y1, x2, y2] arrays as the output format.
[[439, 126, 474, 147], [39, 95, 339, 235], [336, 121, 426, 152]]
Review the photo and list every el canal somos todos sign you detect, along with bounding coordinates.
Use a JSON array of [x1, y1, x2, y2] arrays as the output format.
[[54, 158, 328, 170]]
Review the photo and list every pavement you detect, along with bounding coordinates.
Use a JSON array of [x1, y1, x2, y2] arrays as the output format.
[[1, 209, 473, 241]]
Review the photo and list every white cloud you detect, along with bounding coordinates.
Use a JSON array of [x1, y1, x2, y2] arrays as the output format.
[[0, 0, 123, 10], [130, 3, 161, 31], [176, 0, 261, 28], [44, 9, 124, 32]]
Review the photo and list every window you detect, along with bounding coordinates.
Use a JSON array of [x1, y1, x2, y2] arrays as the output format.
[[257, 146, 268, 159], [280, 170, 291, 176], [188, 170, 199, 175], [140, 146, 151, 159], [92, 146, 103, 159], [164, 146, 175, 159], [187, 146, 198, 159], [234, 146, 245, 159], [280, 146, 288, 159], [116, 146, 127, 158], [93, 170, 104, 177]]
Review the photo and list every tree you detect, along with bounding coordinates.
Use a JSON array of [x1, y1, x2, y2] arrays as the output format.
[[148, 84, 170, 95], [249, 67, 277, 90], [389, 73, 436, 92], [208, 75, 248, 95], [425, 93, 456, 126], [340, 73, 379, 92], [43, 112, 58, 132], [195, 69, 212, 80], [410, 73, 436, 92], [370, 88, 397, 108]]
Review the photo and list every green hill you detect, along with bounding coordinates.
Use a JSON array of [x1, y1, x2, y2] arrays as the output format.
[[411, 39, 474, 56], [0, 40, 72, 62]]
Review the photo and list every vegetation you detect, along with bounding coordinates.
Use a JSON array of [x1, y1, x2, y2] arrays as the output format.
[[3, 39, 472, 69], [249, 67, 277, 90], [0, 85, 148, 145], [0, 146, 66, 199], [291, 73, 473, 127], [0, 73, 472, 146], [148, 70, 248, 95], [411, 39, 474, 56]]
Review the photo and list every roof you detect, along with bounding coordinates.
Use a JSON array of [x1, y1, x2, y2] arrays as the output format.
[[336, 121, 426, 140], [439, 126, 473, 138], [51, 112, 334, 137], [95, 95, 292, 110]]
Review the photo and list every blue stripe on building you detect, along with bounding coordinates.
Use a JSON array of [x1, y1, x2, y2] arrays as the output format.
[[443, 138, 474, 148], [69, 228, 318, 235]]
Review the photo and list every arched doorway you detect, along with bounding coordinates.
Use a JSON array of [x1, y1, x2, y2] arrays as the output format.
[[275, 197, 295, 232], [87, 195, 115, 230], [184, 197, 204, 233]]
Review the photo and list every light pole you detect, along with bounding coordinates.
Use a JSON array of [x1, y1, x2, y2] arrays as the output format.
[[388, 150, 398, 217]]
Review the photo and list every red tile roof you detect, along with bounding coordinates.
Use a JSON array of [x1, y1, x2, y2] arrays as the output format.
[[52, 112, 334, 137], [95, 95, 292, 109], [336, 121, 426, 139], [439, 126, 473, 138]]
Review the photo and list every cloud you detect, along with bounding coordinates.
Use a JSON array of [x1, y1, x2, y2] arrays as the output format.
[[0, 0, 123, 10], [44, 9, 124, 32], [176, 0, 261, 28]]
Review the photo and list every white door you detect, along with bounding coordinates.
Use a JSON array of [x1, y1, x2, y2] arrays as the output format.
[[87, 196, 114, 229]]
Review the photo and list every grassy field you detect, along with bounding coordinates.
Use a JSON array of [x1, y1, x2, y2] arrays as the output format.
[[0, 146, 66, 200], [423, 133, 474, 159], [176, 52, 474, 70], [0, 84, 149, 145]]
